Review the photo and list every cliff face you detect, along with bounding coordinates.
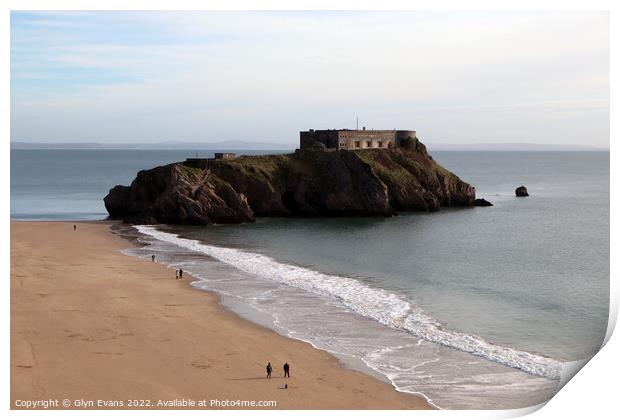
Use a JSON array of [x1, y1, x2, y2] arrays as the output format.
[[104, 165, 254, 225], [104, 138, 477, 225]]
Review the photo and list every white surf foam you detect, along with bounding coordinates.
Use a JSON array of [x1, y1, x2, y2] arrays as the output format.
[[134, 225, 563, 380]]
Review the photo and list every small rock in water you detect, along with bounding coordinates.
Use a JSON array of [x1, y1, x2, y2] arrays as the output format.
[[515, 186, 529, 197], [474, 198, 493, 207]]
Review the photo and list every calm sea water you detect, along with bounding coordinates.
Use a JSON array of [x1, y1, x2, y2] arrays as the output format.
[[11, 149, 609, 409]]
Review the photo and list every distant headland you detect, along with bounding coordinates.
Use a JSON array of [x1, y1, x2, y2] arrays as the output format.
[[10, 140, 293, 150], [10, 139, 607, 152]]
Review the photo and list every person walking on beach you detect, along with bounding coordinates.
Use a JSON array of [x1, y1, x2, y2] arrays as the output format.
[[179, 268, 183, 279], [73, 224, 76, 231], [266, 362, 272, 379], [175, 270, 179, 280], [283, 362, 290, 378], [151, 254, 155, 262]]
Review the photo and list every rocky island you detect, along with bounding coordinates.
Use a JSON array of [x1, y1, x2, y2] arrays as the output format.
[[104, 133, 486, 225]]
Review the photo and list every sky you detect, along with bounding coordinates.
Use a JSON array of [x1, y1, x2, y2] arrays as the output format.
[[10, 11, 609, 147]]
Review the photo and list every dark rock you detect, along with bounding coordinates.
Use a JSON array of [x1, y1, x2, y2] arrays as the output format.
[[474, 198, 493, 206], [104, 141, 481, 225], [305, 141, 328, 152], [104, 185, 131, 217], [515, 186, 529, 197], [104, 164, 254, 225]]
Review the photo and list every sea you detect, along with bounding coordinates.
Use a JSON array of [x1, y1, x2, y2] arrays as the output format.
[[10, 148, 610, 409]]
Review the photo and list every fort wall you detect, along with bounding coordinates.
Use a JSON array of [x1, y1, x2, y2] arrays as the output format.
[[300, 130, 340, 150], [338, 130, 396, 150], [300, 129, 417, 151]]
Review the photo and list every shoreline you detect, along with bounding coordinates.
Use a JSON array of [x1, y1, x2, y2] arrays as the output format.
[[115, 223, 424, 399], [193, 289, 440, 408], [122, 223, 438, 409], [115, 225, 404, 388], [11, 220, 431, 409]]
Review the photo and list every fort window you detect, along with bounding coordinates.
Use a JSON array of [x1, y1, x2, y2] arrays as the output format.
[[354, 141, 360, 148], [378, 141, 383, 147], [366, 141, 372, 147]]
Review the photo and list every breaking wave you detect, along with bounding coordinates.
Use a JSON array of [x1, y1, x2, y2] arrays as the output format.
[[134, 225, 563, 380]]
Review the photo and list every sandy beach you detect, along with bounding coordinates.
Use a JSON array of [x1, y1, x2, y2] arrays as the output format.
[[10, 221, 430, 409]]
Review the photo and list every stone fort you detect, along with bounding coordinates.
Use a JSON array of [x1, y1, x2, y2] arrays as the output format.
[[300, 128, 417, 151]]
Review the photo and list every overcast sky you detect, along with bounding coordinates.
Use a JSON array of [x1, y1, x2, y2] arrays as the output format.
[[10, 11, 609, 147]]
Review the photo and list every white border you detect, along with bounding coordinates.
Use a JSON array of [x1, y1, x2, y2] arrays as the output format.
[[3, 1, 615, 420]]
